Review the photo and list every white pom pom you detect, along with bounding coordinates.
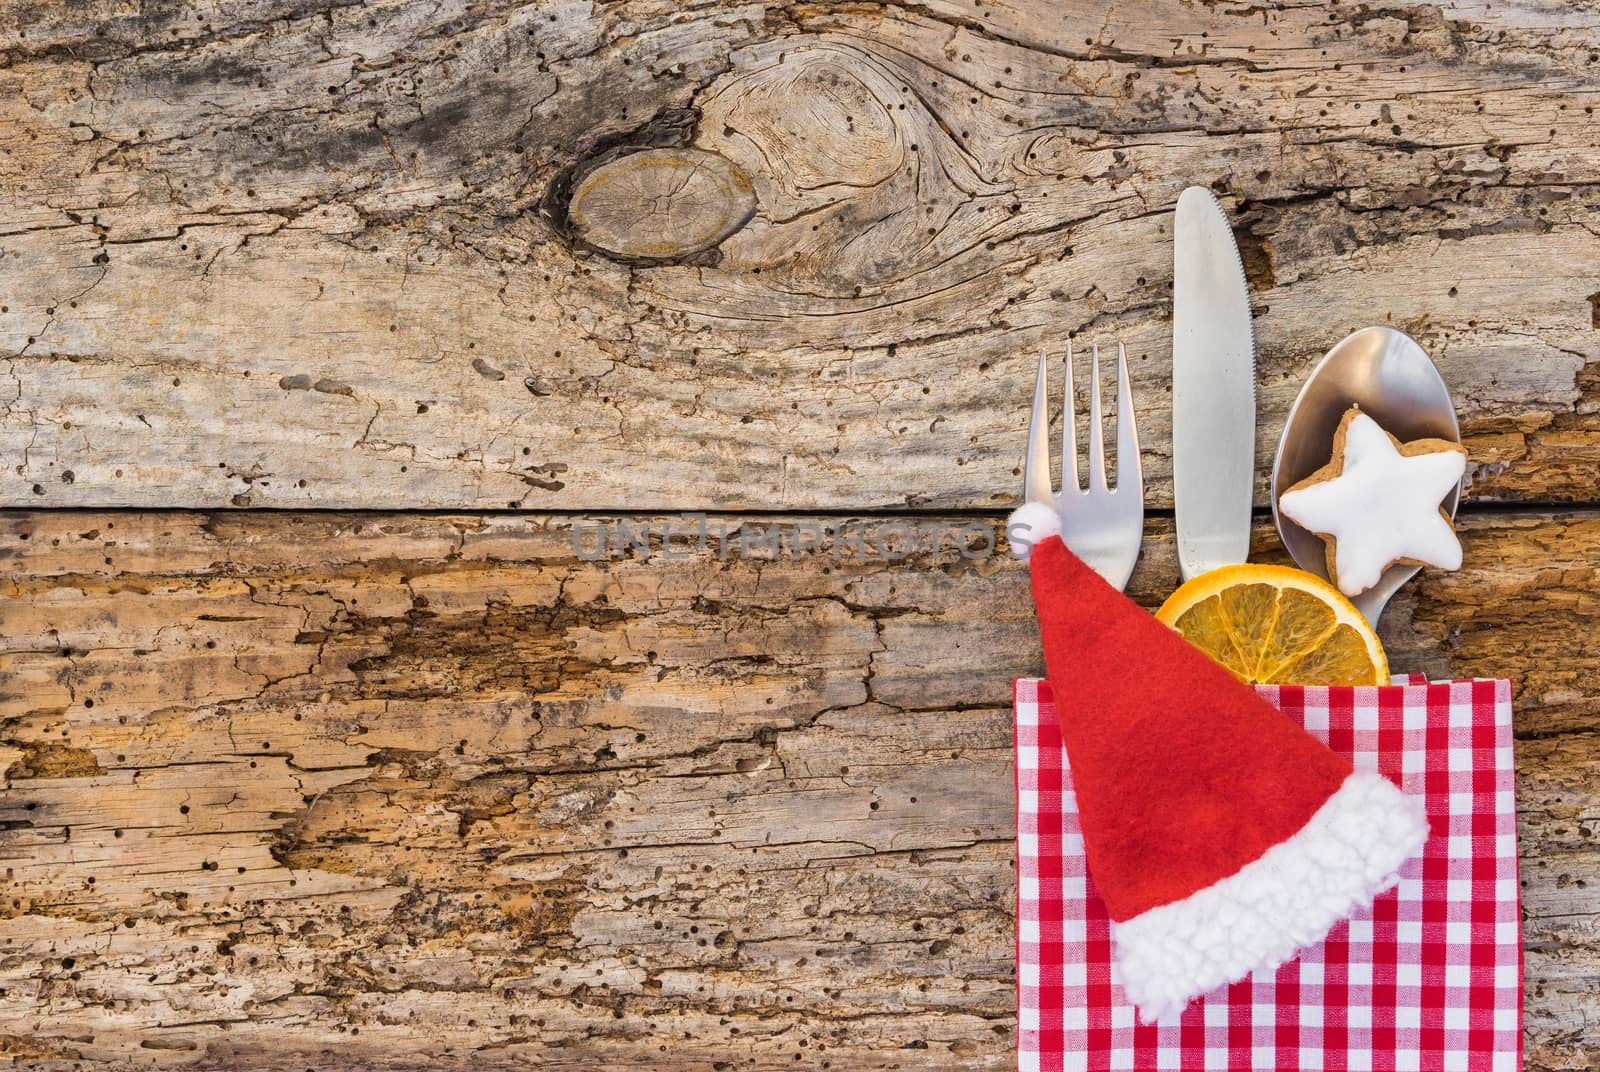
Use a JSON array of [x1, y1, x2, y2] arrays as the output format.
[[1006, 502, 1061, 561]]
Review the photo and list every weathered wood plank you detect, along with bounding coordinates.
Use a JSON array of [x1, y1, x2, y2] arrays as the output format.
[[0, 508, 1595, 1068], [2, 2, 1596, 510]]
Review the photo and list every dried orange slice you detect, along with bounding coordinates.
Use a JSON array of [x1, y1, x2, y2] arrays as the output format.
[[1155, 564, 1388, 686]]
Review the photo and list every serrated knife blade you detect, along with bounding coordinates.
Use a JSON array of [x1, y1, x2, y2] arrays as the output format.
[[1172, 187, 1256, 581]]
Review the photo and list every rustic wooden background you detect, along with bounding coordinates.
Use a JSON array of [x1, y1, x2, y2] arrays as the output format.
[[2, 0, 1597, 1068]]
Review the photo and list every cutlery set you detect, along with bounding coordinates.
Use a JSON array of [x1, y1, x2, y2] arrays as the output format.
[[1018, 186, 1464, 623], [1006, 185, 1475, 1029]]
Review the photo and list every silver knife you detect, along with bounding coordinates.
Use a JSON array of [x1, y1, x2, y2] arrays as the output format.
[[1172, 186, 1256, 581]]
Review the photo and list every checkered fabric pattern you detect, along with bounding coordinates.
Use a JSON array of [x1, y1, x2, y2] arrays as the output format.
[[1015, 675, 1521, 1072]]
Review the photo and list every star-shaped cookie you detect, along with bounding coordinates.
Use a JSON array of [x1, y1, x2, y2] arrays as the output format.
[[1278, 407, 1466, 597]]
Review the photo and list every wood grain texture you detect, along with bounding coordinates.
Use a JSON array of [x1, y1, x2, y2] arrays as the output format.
[[0, 508, 1595, 1069], [2, 1, 1597, 510]]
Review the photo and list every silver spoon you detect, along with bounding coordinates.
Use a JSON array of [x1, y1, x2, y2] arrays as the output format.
[[1270, 326, 1462, 625]]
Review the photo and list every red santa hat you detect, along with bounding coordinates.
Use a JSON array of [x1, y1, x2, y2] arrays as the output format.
[[1010, 503, 1429, 1022]]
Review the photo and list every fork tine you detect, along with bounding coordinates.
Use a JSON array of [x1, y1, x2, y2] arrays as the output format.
[[1061, 340, 1079, 493], [1087, 341, 1106, 490], [1115, 341, 1141, 493], [1023, 349, 1054, 505]]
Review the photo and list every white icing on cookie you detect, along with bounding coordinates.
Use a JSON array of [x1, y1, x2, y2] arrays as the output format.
[[1278, 412, 1465, 596]]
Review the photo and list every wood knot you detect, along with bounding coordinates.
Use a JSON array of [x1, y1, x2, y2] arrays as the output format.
[[565, 148, 757, 261]]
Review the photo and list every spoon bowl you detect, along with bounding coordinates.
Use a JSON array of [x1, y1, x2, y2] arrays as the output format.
[[1270, 326, 1462, 624]]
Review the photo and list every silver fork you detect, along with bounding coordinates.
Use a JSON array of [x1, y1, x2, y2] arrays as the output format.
[[1023, 341, 1144, 591]]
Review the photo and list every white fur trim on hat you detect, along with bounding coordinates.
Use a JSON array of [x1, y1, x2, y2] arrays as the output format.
[[1112, 769, 1429, 1024], [1007, 502, 1061, 560]]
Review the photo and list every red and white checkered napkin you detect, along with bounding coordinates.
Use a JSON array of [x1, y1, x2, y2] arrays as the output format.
[[1015, 675, 1521, 1072]]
